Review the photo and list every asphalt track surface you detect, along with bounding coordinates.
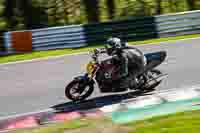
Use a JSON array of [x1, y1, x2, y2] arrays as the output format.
[[0, 38, 200, 117]]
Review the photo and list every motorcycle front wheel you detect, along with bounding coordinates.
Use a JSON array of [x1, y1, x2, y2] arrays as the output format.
[[65, 80, 94, 101]]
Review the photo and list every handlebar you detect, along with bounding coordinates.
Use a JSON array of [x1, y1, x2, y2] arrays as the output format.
[[90, 48, 105, 56], [89, 48, 106, 62]]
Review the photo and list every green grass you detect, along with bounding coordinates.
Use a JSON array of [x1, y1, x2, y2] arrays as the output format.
[[1, 34, 200, 64], [8, 110, 200, 133], [127, 110, 200, 133], [129, 33, 200, 45], [8, 118, 119, 133]]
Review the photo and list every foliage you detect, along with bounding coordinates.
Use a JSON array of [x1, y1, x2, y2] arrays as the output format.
[[0, 0, 200, 31]]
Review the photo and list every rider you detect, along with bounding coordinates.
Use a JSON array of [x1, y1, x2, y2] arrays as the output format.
[[95, 37, 146, 89]]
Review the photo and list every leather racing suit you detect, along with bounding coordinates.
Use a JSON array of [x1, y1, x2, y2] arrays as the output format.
[[97, 45, 146, 90]]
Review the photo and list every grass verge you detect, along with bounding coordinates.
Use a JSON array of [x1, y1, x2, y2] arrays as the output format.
[[7, 118, 130, 133], [7, 110, 200, 133], [0, 34, 200, 64], [127, 109, 200, 133], [7, 119, 90, 133]]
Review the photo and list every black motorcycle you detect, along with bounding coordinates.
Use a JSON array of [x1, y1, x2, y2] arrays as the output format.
[[65, 49, 167, 101]]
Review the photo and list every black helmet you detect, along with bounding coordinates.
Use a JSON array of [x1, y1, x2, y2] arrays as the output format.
[[105, 37, 122, 55]]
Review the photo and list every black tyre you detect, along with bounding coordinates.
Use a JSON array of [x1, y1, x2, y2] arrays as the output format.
[[144, 69, 162, 90], [65, 80, 94, 101], [150, 69, 162, 75]]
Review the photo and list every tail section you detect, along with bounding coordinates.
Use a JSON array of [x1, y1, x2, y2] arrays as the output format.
[[143, 51, 167, 73]]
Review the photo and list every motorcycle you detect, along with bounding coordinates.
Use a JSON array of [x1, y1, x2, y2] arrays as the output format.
[[65, 48, 167, 101]]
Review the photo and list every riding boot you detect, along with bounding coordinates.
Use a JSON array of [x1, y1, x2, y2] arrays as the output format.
[[129, 77, 139, 89]]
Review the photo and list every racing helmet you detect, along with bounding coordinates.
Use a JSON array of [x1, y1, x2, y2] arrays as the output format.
[[105, 37, 122, 55]]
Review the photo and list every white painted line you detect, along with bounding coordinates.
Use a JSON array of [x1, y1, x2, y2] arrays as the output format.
[[101, 85, 200, 112], [157, 89, 200, 102], [124, 95, 164, 109], [0, 108, 54, 121], [0, 52, 88, 66], [129, 36, 200, 47], [154, 84, 200, 94], [99, 104, 121, 113], [0, 36, 200, 66]]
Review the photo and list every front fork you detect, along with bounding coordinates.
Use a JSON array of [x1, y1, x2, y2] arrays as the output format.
[[74, 74, 94, 93]]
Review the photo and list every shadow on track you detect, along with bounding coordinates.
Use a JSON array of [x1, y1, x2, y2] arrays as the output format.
[[52, 88, 156, 113]]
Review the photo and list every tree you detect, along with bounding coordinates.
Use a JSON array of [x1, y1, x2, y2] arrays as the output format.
[[155, 0, 162, 15], [4, 0, 47, 29], [18, 0, 33, 29], [83, 0, 100, 23], [186, 0, 196, 11], [47, 0, 82, 25], [3, 0, 16, 29], [106, 0, 115, 20], [135, 0, 147, 16]]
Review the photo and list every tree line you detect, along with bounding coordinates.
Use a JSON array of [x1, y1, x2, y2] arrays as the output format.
[[0, 0, 199, 31]]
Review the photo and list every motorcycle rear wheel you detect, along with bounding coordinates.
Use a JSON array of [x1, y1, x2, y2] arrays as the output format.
[[65, 80, 94, 101], [143, 69, 162, 90]]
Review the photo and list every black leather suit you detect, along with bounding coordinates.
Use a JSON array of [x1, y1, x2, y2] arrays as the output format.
[[100, 45, 146, 89]]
